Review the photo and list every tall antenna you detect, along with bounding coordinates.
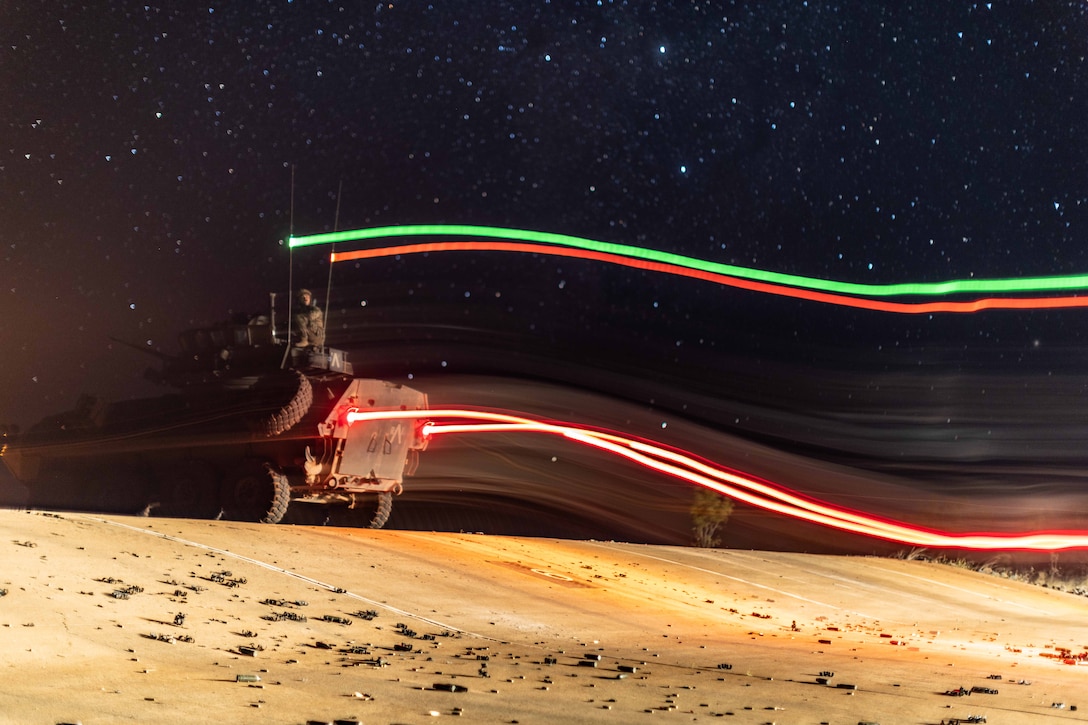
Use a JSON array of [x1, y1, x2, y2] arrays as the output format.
[[324, 179, 342, 334], [280, 165, 297, 369]]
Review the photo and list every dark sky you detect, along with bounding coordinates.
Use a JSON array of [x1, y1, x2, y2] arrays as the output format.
[[4, 2, 1088, 531]]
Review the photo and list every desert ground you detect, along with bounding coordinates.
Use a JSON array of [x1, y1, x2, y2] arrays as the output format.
[[1, 508, 1086, 725]]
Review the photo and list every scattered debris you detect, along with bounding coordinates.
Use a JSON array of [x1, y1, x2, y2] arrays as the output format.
[[262, 598, 308, 608], [110, 584, 144, 600], [344, 657, 389, 668], [264, 611, 308, 622], [146, 632, 194, 644], [433, 682, 467, 692], [351, 609, 378, 620], [209, 571, 246, 587]]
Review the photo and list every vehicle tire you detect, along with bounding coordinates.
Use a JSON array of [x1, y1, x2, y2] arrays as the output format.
[[26, 470, 85, 512], [261, 371, 313, 437], [157, 459, 220, 519], [101, 466, 153, 515], [327, 491, 394, 529], [369, 491, 393, 529], [221, 461, 290, 524]]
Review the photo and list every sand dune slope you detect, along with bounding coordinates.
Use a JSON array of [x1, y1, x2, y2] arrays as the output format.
[[1, 510, 1085, 724]]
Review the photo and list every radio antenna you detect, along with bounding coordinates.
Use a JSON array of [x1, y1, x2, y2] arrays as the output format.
[[280, 165, 297, 369], [324, 178, 342, 335]]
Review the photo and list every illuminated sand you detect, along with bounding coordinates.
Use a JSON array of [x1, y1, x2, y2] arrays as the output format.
[[1, 510, 1086, 724]]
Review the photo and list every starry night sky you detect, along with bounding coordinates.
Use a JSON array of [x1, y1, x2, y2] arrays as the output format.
[[4, 3, 1088, 544]]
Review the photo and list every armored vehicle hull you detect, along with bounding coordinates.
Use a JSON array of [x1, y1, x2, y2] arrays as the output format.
[[1, 320, 428, 527]]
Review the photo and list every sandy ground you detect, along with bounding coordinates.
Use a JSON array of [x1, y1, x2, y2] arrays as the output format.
[[1, 509, 1086, 724]]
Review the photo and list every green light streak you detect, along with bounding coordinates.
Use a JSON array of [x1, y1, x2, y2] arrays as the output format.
[[289, 225, 1088, 297]]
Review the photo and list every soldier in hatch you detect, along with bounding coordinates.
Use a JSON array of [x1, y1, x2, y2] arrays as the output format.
[[294, 288, 326, 348]]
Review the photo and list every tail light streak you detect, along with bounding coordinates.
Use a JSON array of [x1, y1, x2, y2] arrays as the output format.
[[343, 408, 1088, 551]]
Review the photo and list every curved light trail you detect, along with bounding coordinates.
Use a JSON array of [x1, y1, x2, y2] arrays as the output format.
[[328, 240, 1088, 314], [291, 224, 1088, 305], [344, 407, 1088, 551]]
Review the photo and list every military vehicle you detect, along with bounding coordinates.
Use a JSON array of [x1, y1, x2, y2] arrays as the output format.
[[0, 304, 429, 527]]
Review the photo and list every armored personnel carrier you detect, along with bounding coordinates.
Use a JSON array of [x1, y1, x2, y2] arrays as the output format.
[[0, 308, 428, 527]]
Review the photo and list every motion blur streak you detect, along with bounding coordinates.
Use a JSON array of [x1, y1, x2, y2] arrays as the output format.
[[293, 224, 1088, 299], [329, 241, 1088, 313], [345, 408, 1088, 551]]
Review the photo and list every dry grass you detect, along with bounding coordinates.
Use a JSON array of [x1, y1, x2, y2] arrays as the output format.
[[893, 547, 1088, 597]]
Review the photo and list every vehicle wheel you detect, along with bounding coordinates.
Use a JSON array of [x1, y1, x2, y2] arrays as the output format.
[[26, 471, 84, 512], [327, 491, 394, 529], [365, 491, 394, 529], [260, 371, 313, 436], [221, 461, 290, 524], [157, 459, 220, 519], [100, 466, 153, 515]]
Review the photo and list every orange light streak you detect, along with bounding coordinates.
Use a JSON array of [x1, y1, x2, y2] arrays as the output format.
[[344, 408, 1088, 550], [331, 241, 1088, 313]]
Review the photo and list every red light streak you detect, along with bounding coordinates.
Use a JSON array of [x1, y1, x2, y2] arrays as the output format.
[[344, 408, 1088, 550], [331, 241, 1088, 313]]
